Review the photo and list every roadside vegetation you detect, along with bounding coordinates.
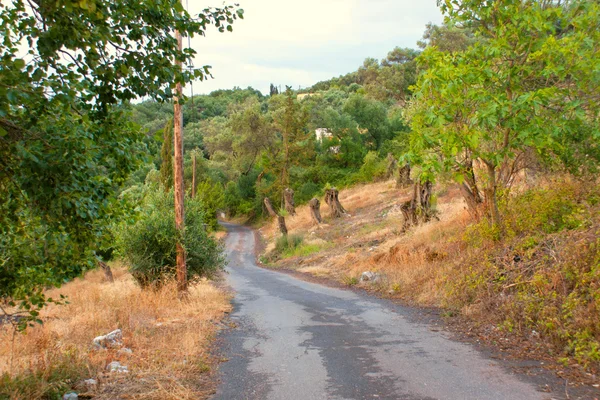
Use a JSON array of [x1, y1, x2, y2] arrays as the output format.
[[0, 266, 231, 399]]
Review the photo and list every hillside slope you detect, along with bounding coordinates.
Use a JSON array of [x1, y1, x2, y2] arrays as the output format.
[[258, 178, 600, 389]]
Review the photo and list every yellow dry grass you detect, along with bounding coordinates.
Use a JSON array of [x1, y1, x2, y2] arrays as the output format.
[[0, 265, 231, 400]]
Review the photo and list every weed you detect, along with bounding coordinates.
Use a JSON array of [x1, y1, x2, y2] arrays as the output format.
[[342, 276, 359, 286]]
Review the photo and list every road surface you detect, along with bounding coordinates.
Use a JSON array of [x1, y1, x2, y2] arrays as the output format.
[[212, 223, 551, 400]]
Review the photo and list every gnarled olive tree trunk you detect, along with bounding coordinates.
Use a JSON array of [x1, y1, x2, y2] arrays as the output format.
[[459, 158, 484, 220], [396, 163, 412, 188], [283, 188, 296, 216], [400, 180, 435, 231], [324, 188, 347, 218], [309, 198, 322, 224], [264, 197, 288, 236]]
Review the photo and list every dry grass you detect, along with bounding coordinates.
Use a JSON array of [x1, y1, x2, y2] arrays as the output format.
[[0, 265, 231, 400]]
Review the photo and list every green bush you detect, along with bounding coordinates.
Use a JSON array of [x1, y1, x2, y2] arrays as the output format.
[[118, 190, 225, 289], [195, 179, 225, 230], [356, 151, 387, 184], [296, 182, 321, 204], [275, 234, 303, 253]]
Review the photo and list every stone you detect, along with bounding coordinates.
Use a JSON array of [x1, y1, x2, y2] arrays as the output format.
[[83, 378, 98, 387], [107, 361, 129, 373], [360, 271, 382, 283], [93, 329, 123, 349], [118, 347, 133, 356], [63, 393, 78, 400]]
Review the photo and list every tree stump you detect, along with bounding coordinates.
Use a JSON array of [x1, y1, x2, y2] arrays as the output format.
[[385, 153, 398, 180], [309, 198, 322, 224], [264, 197, 288, 236], [396, 163, 412, 188], [284, 188, 296, 216], [325, 188, 347, 218]]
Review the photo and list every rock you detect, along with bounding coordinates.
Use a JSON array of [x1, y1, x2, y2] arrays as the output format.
[[360, 271, 382, 283], [118, 347, 133, 356], [83, 378, 98, 387], [107, 361, 129, 373], [93, 329, 123, 349], [63, 393, 78, 400]]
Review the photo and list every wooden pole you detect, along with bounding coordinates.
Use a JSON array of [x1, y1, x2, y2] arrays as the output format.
[[174, 25, 187, 295], [191, 151, 197, 199]]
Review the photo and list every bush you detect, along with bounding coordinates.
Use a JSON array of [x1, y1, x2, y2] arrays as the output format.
[[195, 179, 225, 230], [118, 190, 225, 288], [275, 234, 303, 254], [355, 151, 386, 184], [296, 182, 321, 204]]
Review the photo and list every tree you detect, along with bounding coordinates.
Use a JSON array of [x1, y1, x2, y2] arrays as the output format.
[[417, 22, 475, 53], [407, 0, 600, 228], [266, 87, 310, 206], [0, 0, 243, 327], [343, 95, 391, 150]]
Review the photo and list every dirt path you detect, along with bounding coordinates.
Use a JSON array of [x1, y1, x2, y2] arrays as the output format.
[[212, 223, 567, 400]]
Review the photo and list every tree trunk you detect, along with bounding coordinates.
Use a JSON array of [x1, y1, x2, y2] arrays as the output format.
[[284, 188, 296, 216], [98, 260, 114, 283], [264, 197, 288, 236], [385, 153, 397, 180], [483, 162, 502, 230], [173, 27, 187, 296], [324, 188, 346, 218], [400, 181, 435, 231], [419, 180, 433, 222], [309, 198, 322, 224], [277, 216, 288, 236], [264, 197, 278, 217], [191, 152, 197, 199], [459, 158, 483, 219], [396, 164, 412, 188]]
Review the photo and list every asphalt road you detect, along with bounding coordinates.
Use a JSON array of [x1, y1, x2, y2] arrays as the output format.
[[212, 223, 551, 400]]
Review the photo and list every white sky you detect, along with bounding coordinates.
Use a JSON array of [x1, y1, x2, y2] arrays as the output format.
[[186, 0, 443, 95]]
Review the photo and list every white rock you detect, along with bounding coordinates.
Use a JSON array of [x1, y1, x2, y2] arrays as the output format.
[[360, 271, 376, 282], [83, 379, 98, 387], [63, 393, 78, 400], [107, 361, 129, 373], [118, 347, 133, 355], [360, 271, 382, 283], [93, 329, 123, 349]]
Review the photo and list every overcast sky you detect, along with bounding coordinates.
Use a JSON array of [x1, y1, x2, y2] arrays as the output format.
[[186, 1, 443, 96]]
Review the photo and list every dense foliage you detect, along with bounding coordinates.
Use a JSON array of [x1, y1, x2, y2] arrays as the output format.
[[0, 0, 242, 326]]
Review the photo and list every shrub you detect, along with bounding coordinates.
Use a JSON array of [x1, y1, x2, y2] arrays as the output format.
[[195, 180, 225, 231], [118, 190, 225, 288], [275, 234, 303, 254], [296, 182, 321, 204], [355, 151, 387, 184]]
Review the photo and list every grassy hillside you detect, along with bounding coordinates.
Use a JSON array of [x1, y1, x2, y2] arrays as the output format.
[[258, 177, 600, 379]]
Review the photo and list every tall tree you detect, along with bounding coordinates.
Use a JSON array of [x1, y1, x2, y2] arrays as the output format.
[[267, 87, 310, 206]]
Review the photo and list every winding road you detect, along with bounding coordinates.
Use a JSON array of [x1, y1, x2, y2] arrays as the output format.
[[212, 223, 556, 400]]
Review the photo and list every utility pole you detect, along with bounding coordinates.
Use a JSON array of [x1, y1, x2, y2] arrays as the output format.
[[191, 151, 197, 199], [174, 23, 187, 295]]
